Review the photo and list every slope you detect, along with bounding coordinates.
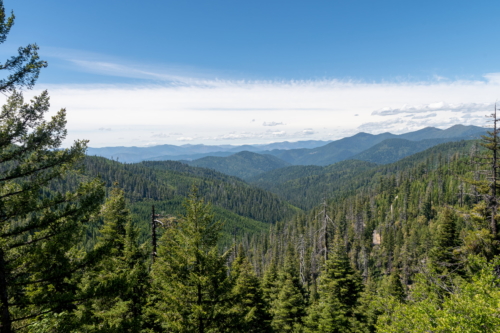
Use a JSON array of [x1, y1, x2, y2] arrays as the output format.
[[185, 151, 291, 180], [263, 125, 486, 166], [249, 140, 476, 210], [55, 157, 301, 245], [351, 137, 462, 164]]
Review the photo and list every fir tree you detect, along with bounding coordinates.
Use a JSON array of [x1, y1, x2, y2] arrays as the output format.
[[0, 80, 105, 332], [77, 187, 150, 332], [151, 188, 232, 332], [229, 249, 272, 332], [304, 233, 364, 333], [271, 245, 306, 333], [429, 208, 459, 274], [386, 269, 405, 303]]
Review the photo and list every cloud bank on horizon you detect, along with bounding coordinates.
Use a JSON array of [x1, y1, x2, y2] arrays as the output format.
[[6, 58, 500, 148]]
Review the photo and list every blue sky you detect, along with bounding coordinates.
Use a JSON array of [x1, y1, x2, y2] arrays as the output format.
[[3, 0, 500, 147]]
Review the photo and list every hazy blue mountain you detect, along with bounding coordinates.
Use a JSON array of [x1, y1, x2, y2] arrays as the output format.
[[351, 137, 464, 164], [87, 140, 332, 162], [253, 140, 332, 151], [399, 124, 486, 141], [265, 132, 397, 165], [146, 151, 235, 161], [86, 144, 230, 162], [86, 125, 486, 164], [263, 125, 486, 166], [185, 151, 291, 180], [249, 140, 475, 209]]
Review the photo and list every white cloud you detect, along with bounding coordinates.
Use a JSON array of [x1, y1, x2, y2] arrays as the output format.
[[263, 121, 285, 126], [372, 102, 493, 116], [301, 129, 316, 135], [151, 132, 170, 138], [272, 131, 287, 137], [12, 72, 500, 147]]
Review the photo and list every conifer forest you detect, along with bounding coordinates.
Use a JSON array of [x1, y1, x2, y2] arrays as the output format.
[[2, 2, 500, 332]]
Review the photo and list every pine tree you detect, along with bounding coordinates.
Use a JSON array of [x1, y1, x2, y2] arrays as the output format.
[[304, 233, 364, 333], [0, 85, 105, 332], [0, 3, 106, 331], [229, 249, 271, 332], [0, 0, 47, 92], [386, 269, 405, 303], [262, 260, 279, 309], [77, 187, 150, 332], [151, 188, 232, 332], [271, 245, 306, 333], [429, 208, 459, 274]]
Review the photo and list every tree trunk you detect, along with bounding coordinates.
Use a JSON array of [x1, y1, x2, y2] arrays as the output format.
[[0, 249, 12, 333]]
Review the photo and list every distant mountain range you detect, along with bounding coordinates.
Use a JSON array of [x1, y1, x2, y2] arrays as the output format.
[[87, 125, 487, 173], [87, 140, 331, 163], [263, 124, 486, 165]]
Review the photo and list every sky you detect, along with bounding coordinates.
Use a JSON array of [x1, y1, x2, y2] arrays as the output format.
[[3, 0, 500, 147]]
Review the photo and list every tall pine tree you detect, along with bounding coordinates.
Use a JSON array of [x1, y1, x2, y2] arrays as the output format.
[[151, 188, 232, 332], [304, 233, 364, 333], [77, 187, 150, 332], [228, 247, 271, 332]]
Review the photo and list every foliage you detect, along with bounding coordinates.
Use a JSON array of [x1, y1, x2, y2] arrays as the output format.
[[151, 189, 233, 332], [376, 256, 500, 333], [0, 87, 105, 332], [187, 151, 291, 181]]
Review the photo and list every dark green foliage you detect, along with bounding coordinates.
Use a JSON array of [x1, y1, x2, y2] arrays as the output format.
[[305, 234, 365, 333], [229, 251, 272, 332], [0, 91, 105, 332], [386, 270, 405, 302], [249, 160, 377, 210], [151, 190, 233, 332], [186, 151, 291, 180], [429, 208, 459, 274], [351, 138, 464, 165], [270, 246, 306, 332], [250, 141, 473, 210], [51, 157, 300, 248], [76, 187, 150, 332]]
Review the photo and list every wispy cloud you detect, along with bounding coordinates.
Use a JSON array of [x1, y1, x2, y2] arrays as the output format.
[[263, 121, 285, 126], [372, 102, 493, 116], [13, 63, 500, 147]]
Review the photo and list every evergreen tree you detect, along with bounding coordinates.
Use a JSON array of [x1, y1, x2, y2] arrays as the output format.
[[151, 188, 232, 332], [304, 234, 364, 333], [271, 245, 306, 333], [386, 269, 405, 303], [229, 249, 272, 332], [0, 81, 104, 332], [0, 0, 47, 92], [429, 208, 460, 275], [262, 260, 279, 308], [77, 187, 150, 332]]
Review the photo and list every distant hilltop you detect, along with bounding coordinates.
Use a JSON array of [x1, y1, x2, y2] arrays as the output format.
[[87, 124, 487, 165]]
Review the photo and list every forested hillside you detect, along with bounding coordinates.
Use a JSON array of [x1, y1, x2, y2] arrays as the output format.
[[3, 1, 500, 332], [263, 125, 485, 166], [185, 151, 291, 180], [249, 140, 474, 210], [350, 137, 466, 164], [52, 157, 300, 245]]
